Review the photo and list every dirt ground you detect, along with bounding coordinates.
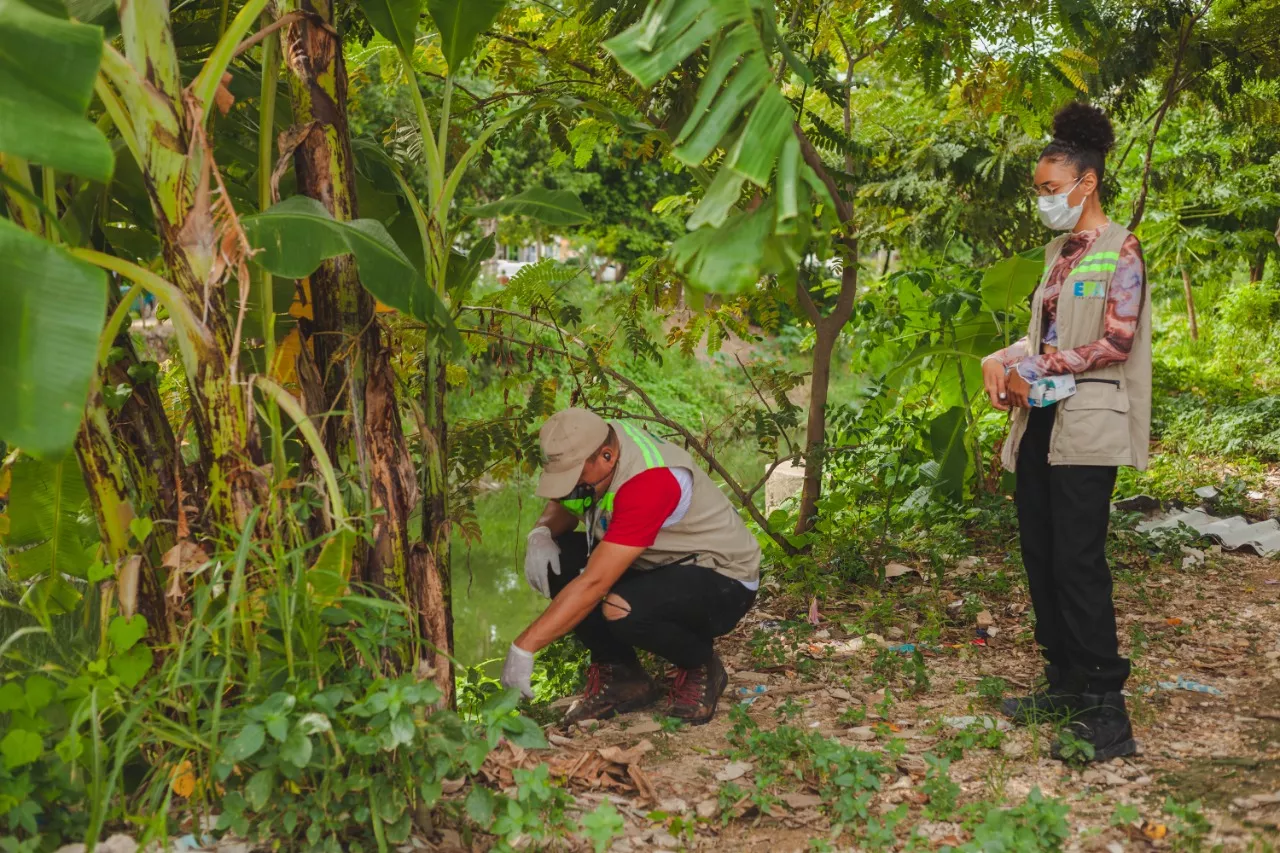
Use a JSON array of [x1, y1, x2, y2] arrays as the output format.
[[495, 550, 1280, 852]]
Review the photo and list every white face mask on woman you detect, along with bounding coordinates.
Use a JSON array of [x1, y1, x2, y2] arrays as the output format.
[[1037, 176, 1086, 231]]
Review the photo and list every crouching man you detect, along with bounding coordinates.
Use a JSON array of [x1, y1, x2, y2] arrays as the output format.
[[500, 409, 761, 725]]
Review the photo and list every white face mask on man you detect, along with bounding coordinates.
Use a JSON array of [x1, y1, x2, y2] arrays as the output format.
[[1037, 176, 1086, 231]]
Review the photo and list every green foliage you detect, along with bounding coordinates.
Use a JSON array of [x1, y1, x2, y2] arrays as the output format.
[[468, 187, 590, 226], [0, 0, 113, 181], [950, 789, 1071, 852], [0, 218, 107, 457], [3, 454, 96, 588], [243, 195, 456, 344]]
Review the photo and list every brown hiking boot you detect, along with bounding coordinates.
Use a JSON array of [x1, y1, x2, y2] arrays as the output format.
[[665, 653, 729, 725], [562, 662, 660, 726]]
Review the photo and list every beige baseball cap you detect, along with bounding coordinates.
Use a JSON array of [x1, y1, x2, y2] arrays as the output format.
[[535, 408, 610, 499]]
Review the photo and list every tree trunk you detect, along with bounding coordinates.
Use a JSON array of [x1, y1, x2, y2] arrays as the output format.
[[285, 2, 452, 701], [1249, 247, 1268, 283], [419, 351, 454, 700], [1181, 265, 1199, 341], [794, 256, 857, 536], [114, 0, 265, 533]]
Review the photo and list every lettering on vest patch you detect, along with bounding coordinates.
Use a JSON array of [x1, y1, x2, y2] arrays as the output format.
[[1073, 280, 1105, 298]]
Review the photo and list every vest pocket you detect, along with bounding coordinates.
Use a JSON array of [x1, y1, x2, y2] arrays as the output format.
[[1060, 380, 1130, 458]]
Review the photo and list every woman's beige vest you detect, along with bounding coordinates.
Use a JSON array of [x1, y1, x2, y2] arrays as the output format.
[[1001, 223, 1153, 472], [561, 422, 761, 583]]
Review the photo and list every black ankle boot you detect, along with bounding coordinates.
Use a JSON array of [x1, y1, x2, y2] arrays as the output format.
[[1051, 692, 1137, 763], [1001, 667, 1085, 724]]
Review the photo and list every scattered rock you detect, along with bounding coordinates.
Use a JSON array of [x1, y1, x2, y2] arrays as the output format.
[[696, 799, 718, 819], [829, 687, 854, 701], [547, 733, 574, 747], [885, 562, 919, 580], [780, 792, 823, 810], [976, 609, 994, 629], [624, 719, 664, 735], [1082, 769, 1106, 785], [1107, 843, 1125, 853], [1233, 791, 1280, 811], [1132, 775, 1153, 787], [1103, 771, 1128, 786], [715, 761, 753, 782], [887, 626, 905, 640], [657, 797, 690, 814], [1001, 739, 1027, 758], [847, 726, 876, 741], [955, 556, 984, 574]]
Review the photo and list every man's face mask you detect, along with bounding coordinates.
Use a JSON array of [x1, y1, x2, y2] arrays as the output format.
[[1037, 175, 1086, 231], [560, 463, 615, 508]]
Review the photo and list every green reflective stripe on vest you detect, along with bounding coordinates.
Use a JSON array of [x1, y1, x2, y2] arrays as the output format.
[[618, 421, 662, 469], [1072, 263, 1117, 274], [561, 491, 615, 516]]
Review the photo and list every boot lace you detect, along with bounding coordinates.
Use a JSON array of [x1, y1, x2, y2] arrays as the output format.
[[668, 667, 704, 707], [583, 663, 609, 700]]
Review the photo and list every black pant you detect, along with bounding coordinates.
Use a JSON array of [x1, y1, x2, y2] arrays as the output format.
[[548, 533, 756, 670], [1016, 406, 1130, 693]]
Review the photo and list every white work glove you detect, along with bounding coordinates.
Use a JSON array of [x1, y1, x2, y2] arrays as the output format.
[[524, 526, 561, 598], [501, 644, 535, 699]]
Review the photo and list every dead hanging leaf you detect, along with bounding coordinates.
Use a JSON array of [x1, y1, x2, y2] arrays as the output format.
[[171, 760, 196, 798], [165, 569, 184, 605], [117, 555, 142, 620], [163, 540, 210, 573], [1142, 821, 1168, 840], [214, 72, 235, 115]]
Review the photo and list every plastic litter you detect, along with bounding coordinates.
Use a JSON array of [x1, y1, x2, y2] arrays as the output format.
[[1145, 676, 1224, 697], [941, 715, 1011, 732], [737, 685, 767, 705], [888, 643, 942, 654], [173, 835, 216, 851]]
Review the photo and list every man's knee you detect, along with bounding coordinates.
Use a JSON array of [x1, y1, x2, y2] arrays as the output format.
[[602, 593, 631, 621]]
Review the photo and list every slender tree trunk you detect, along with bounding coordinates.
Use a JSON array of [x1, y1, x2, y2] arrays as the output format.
[[794, 257, 857, 536], [1249, 248, 1268, 283], [419, 352, 454, 698], [285, 2, 452, 700], [114, 0, 265, 532], [1181, 266, 1199, 341]]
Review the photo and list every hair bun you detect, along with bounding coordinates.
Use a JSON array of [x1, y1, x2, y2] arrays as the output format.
[[1051, 102, 1115, 155]]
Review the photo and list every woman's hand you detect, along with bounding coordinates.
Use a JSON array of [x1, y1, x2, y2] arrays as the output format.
[[983, 358, 1010, 411], [1007, 369, 1033, 409]]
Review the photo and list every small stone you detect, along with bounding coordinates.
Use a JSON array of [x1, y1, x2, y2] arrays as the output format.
[[1132, 775, 1152, 786], [1082, 769, 1106, 785], [576, 718, 600, 729], [1001, 740, 1027, 758], [1107, 843, 1125, 853], [976, 610, 994, 629], [847, 726, 876, 742], [696, 799, 718, 819], [625, 720, 663, 735], [829, 687, 854, 701], [1103, 772, 1128, 786], [955, 556, 984, 573], [715, 761, 752, 782], [1169, 741, 1195, 753], [658, 798, 689, 814], [780, 792, 823, 810], [887, 627, 905, 640], [99, 838, 138, 853]]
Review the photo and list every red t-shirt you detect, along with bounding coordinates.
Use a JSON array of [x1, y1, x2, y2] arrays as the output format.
[[602, 468, 682, 547]]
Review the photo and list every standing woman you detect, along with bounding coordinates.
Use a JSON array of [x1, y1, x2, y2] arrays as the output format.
[[981, 103, 1151, 762]]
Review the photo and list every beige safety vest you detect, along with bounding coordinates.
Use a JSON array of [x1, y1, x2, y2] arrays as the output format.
[[1001, 223, 1153, 471], [560, 421, 762, 583]]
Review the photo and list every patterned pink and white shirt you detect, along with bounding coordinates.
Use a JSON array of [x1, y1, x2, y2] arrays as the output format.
[[989, 222, 1145, 383]]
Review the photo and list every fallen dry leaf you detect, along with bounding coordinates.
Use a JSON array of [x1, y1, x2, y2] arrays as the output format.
[[170, 760, 196, 798], [598, 739, 655, 765]]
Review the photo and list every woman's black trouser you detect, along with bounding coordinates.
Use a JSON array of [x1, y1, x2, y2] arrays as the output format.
[[1015, 405, 1130, 693], [547, 533, 756, 670]]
